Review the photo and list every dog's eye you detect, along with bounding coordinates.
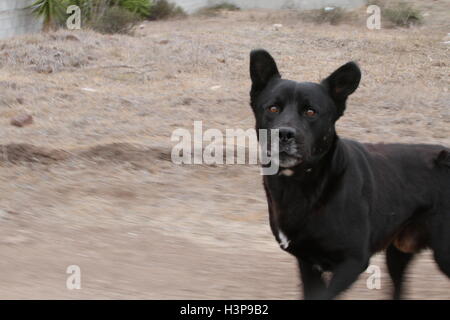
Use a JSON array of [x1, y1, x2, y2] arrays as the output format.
[[305, 108, 317, 117], [268, 106, 280, 113]]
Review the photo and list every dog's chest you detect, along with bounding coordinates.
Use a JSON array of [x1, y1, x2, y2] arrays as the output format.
[[276, 223, 340, 271], [270, 198, 329, 251], [267, 187, 320, 239], [265, 180, 340, 267]]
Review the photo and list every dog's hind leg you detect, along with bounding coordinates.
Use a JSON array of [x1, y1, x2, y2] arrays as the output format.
[[434, 251, 450, 278], [432, 152, 450, 278], [431, 214, 450, 278], [386, 244, 414, 300]]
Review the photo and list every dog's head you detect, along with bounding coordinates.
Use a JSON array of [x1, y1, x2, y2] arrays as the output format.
[[249, 49, 361, 169]]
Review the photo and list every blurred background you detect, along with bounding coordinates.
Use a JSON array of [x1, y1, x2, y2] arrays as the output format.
[[0, 0, 448, 299]]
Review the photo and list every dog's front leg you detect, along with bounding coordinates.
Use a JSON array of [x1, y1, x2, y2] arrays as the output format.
[[319, 258, 368, 300], [297, 259, 328, 300]]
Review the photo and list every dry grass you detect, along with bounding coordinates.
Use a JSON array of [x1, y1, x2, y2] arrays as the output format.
[[297, 7, 356, 25], [368, 0, 423, 27], [0, 1, 448, 299], [1, 7, 447, 147], [0, 31, 98, 73]]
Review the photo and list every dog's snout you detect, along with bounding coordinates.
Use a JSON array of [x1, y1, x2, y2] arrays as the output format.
[[278, 127, 296, 143]]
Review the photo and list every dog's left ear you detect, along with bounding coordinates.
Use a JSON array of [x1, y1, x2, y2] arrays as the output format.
[[322, 62, 361, 117]]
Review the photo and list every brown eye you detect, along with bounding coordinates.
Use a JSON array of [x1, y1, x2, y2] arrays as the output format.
[[305, 108, 316, 117], [269, 106, 279, 113]]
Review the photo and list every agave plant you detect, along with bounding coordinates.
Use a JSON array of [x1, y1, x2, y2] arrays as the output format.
[[27, 0, 67, 31]]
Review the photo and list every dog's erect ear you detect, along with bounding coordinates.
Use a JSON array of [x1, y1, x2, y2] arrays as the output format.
[[250, 49, 281, 101], [322, 61, 361, 117]]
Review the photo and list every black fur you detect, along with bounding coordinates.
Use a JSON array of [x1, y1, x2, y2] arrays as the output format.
[[249, 49, 450, 300]]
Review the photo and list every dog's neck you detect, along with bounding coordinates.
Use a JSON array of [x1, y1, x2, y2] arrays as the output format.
[[263, 134, 348, 238], [265, 134, 347, 207]]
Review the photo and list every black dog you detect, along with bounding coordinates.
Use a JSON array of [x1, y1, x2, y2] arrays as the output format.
[[249, 49, 450, 299]]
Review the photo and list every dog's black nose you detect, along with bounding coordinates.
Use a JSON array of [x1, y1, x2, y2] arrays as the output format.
[[278, 127, 296, 143]]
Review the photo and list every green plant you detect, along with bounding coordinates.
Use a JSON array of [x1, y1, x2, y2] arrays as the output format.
[[208, 2, 240, 11], [62, 0, 109, 28], [91, 5, 140, 34], [118, 0, 151, 18], [147, 0, 187, 20], [366, 0, 385, 7], [66, 0, 150, 19], [66, 0, 93, 19], [63, 0, 148, 33], [384, 2, 422, 27], [196, 2, 240, 17], [27, 0, 67, 31]]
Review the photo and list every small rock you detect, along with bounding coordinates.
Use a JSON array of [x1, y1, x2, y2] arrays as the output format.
[[16, 97, 24, 104], [182, 97, 194, 105], [37, 66, 53, 74], [2, 235, 30, 245], [120, 98, 133, 106], [81, 87, 97, 92], [210, 85, 221, 91], [11, 113, 33, 127], [272, 24, 283, 31], [139, 24, 145, 30], [432, 62, 446, 67], [159, 39, 169, 45], [217, 58, 226, 63], [65, 34, 80, 41]]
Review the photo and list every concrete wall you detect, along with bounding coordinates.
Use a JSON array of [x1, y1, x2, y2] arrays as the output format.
[[0, 0, 43, 39], [173, 0, 367, 13]]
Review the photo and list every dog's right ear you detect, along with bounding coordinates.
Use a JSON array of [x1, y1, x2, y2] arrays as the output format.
[[250, 49, 280, 103]]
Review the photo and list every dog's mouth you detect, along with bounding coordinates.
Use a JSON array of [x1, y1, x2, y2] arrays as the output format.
[[266, 151, 303, 168], [266, 142, 304, 168], [278, 152, 303, 168]]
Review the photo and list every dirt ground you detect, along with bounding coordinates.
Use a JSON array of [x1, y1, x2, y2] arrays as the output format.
[[0, 1, 449, 299]]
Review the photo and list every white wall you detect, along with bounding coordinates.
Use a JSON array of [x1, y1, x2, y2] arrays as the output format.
[[0, 0, 43, 39], [174, 0, 367, 13]]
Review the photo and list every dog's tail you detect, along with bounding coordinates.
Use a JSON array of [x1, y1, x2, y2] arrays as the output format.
[[435, 150, 450, 168]]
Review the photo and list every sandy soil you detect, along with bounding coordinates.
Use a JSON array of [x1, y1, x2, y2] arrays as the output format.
[[0, 1, 449, 299]]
